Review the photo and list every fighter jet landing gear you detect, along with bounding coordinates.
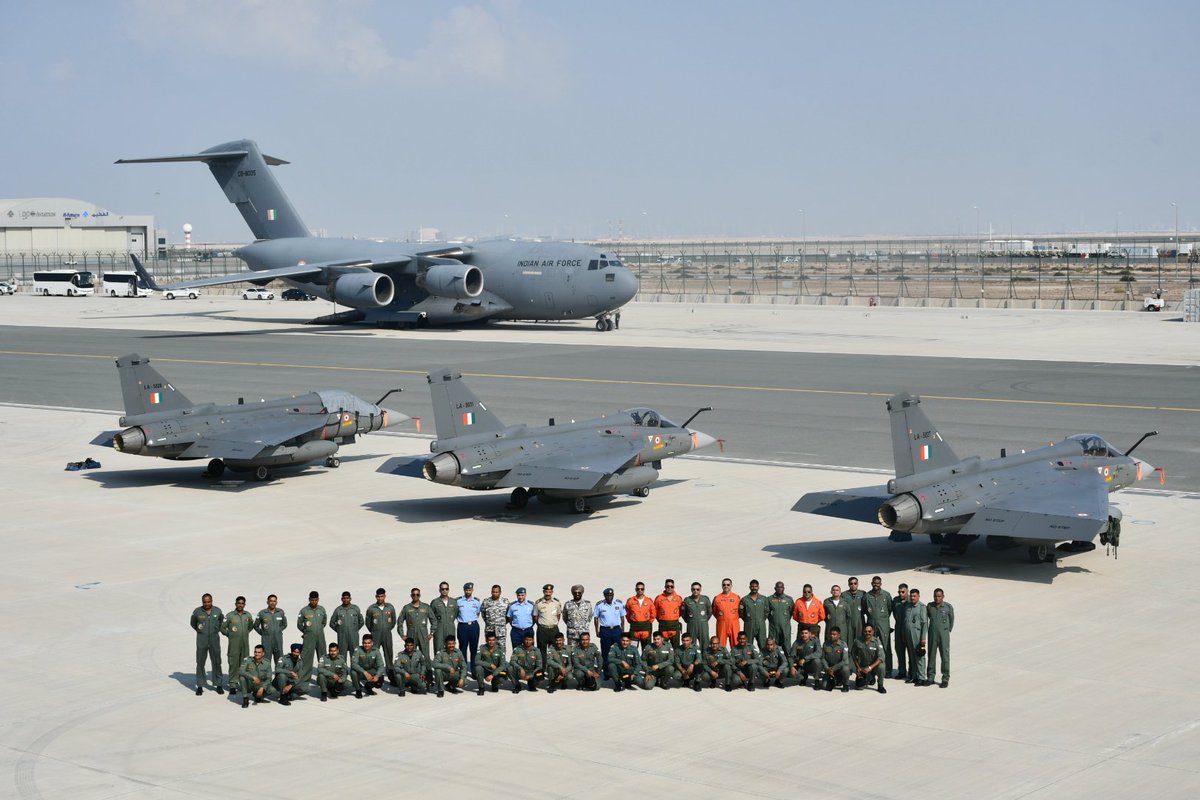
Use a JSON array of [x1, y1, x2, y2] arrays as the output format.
[[1027, 543, 1051, 563], [253, 465, 270, 482], [939, 533, 975, 556], [633, 486, 650, 498], [204, 459, 225, 478], [325, 456, 341, 469], [595, 315, 614, 332], [508, 487, 530, 509], [570, 497, 590, 514]]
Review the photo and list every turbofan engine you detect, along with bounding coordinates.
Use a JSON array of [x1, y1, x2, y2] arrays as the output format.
[[329, 271, 395, 308], [878, 493, 922, 532], [417, 262, 484, 300]]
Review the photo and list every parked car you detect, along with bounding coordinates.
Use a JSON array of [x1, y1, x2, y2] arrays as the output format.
[[161, 288, 201, 300], [242, 287, 275, 300], [0, 280, 16, 295], [282, 288, 318, 301]]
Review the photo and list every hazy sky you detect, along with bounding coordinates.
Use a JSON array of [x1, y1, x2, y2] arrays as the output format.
[[2, 1, 1196, 243]]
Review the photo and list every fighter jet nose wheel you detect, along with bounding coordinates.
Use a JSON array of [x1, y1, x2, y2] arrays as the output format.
[[509, 487, 529, 509], [325, 456, 340, 468], [571, 497, 588, 514], [633, 486, 650, 498], [1027, 544, 1050, 563], [204, 459, 225, 478], [254, 465, 270, 481]]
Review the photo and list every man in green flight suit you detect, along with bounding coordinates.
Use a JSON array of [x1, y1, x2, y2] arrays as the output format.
[[862, 576, 894, 675], [393, 637, 429, 696], [254, 594, 287, 667], [926, 588, 954, 688], [318, 643, 350, 701], [891, 583, 909, 679], [675, 632, 705, 692], [904, 588, 930, 686], [641, 631, 679, 689], [738, 579, 769, 651], [329, 591, 363, 672], [221, 595, 253, 695], [238, 644, 277, 708], [275, 643, 306, 704], [703, 636, 737, 690], [823, 585, 854, 645], [430, 635, 466, 697], [474, 632, 507, 695], [190, 593, 224, 695], [365, 588, 397, 684], [852, 623, 888, 694], [429, 581, 459, 654], [681, 582, 712, 646], [792, 628, 825, 690], [607, 632, 642, 692], [297, 590, 327, 680], [842, 576, 866, 643], [351, 633, 387, 698], [545, 632, 572, 693], [761, 637, 789, 688], [401, 587, 434, 661], [731, 631, 768, 691], [766, 581, 795, 653], [571, 631, 603, 691], [821, 628, 852, 692], [508, 633, 544, 693]]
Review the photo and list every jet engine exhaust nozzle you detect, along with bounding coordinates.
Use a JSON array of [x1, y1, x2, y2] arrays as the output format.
[[422, 452, 461, 484], [878, 494, 922, 532], [113, 427, 146, 454]]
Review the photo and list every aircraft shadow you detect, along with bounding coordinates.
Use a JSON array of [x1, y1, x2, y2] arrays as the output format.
[[363, 495, 641, 528], [762, 539, 1093, 585], [83, 465, 329, 491]]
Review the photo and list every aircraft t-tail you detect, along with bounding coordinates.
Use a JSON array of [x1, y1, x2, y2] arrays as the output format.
[[380, 370, 719, 513], [94, 354, 407, 480], [794, 392, 1161, 562], [116, 139, 638, 328]]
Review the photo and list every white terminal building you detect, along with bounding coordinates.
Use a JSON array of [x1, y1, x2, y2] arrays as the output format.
[[0, 198, 154, 257]]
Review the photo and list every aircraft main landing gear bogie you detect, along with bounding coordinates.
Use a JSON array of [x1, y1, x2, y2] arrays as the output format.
[[204, 459, 225, 479], [253, 465, 270, 482], [570, 497, 588, 514], [595, 315, 614, 332], [1027, 543, 1051, 563]]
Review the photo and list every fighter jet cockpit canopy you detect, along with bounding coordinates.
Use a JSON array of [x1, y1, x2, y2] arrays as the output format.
[[1068, 434, 1121, 458], [624, 408, 679, 428]]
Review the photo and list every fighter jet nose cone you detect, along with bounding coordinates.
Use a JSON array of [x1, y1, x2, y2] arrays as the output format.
[[1135, 459, 1154, 481], [688, 429, 717, 451], [381, 409, 408, 428]]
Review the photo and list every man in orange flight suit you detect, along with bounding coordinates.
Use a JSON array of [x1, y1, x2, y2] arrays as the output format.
[[654, 579, 684, 648], [712, 577, 741, 649], [792, 582, 826, 640], [625, 581, 656, 650]]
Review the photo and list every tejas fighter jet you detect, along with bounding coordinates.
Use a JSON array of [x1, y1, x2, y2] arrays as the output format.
[[794, 392, 1160, 562], [116, 140, 638, 329], [96, 354, 407, 480], [385, 369, 718, 513]]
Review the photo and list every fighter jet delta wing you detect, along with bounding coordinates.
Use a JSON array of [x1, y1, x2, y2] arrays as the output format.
[[491, 438, 644, 491], [792, 486, 893, 524], [957, 462, 1109, 541], [175, 412, 335, 460]]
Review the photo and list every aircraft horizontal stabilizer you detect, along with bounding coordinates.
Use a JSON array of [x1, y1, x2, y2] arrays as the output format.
[[792, 486, 891, 523], [116, 150, 290, 166]]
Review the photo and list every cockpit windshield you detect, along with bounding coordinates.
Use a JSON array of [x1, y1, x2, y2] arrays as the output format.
[[624, 408, 678, 428], [1070, 434, 1120, 458]]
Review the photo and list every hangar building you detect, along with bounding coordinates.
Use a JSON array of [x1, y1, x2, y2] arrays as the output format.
[[0, 198, 154, 257]]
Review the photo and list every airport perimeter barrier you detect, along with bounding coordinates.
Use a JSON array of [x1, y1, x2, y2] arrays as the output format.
[[1185, 289, 1200, 322], [2, 237, 1199, 310]]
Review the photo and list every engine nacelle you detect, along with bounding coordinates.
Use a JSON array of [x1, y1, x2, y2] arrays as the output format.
[[417, 263, 483, 300], [423, 452, 462, 485], [113, 427, 147, 454], [878, 493, 922, 532], [329, 271, 394, 308]]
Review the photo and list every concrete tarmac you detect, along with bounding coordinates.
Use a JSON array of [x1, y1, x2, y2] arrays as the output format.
[[1, 299, 1198, 798]]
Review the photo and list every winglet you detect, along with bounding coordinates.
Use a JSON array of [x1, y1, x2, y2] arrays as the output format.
[[129, 254, 164, 292]]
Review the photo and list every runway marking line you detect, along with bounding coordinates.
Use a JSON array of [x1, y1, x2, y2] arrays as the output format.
[[2, 349, 1197, 414]]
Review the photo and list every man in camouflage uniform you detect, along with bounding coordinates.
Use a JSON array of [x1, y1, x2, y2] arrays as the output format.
[[739, 580, 769, 652], [401, 588, 434, 661], [351, 634, 387, 698], [393, 637, 428, 696], [190, 593, 224, 695], [508, 633, 544, 693], [571, 631, 603, 691], [640, 631, 679, 689], [681, 582, 712, 646], [852, 623, 887, 694], [545, 632, 572, 693], [904, 588, 930, 686], [731, 631, 768, 691], [704, 636, 739, 691], [792, 627, 825, 689], [863, 576, 894, 675], [318, 643, 350, 701], [365, 588, 397, 683], [238, 644, 276, 708], [607, 632, 642, 692], [221, 595, 253, 695], [821, 627, 852, 692], [761, 637, 789, 688], [675, 632, 705, 692], [766, 581, 795, 653], [330, 591, 364, 673], [474, 631, 507, 695], [274, 643, 306, 705], [480, 584, 510, 657], [254, 594, 287, 667], [562, 584, 593, 649], [297, 591, 327, 680], [430, 635, 466, 697], [927, 588, 954, 688], [429, 581, 459, 654]]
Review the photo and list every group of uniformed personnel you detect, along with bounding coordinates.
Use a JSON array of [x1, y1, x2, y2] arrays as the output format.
[[189, 576, 955, 706]]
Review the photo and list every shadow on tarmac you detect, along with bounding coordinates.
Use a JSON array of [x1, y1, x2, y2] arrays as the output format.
[[82, 465, 330, 491], [364, 494, 644, 528], [762, 539, 1094, 584]]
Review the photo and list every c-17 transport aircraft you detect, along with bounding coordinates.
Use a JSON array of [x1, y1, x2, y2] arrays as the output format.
[[116, 139, 638, 329], [95, 354, 407, 481], [381, 369, 719, 513], [794, 392, 1161, 562]]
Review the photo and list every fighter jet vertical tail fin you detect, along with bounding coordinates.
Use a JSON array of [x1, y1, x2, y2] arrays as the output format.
[[115, 354, 193, 417], [116, 139, 309, 240], [427, 369, 505, 439], [887, 392, 958, 478]]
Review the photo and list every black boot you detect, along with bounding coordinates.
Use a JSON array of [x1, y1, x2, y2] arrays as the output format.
[[355, 689, 362, 699], [241, 696, 249, 708], [320, 692, 328, 702], [215, 686, 225, 695], [196, 687, 203, 696]]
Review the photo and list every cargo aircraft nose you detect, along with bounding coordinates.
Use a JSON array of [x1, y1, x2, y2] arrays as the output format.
[[613, 266, 639, 305]]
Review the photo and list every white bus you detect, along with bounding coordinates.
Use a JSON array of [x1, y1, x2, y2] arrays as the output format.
[[32, 270, 95, 296], [101, 271, 153, 297]]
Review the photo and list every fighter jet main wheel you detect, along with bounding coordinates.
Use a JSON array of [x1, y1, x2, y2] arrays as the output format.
[[254, 465, 270, 482], [1027, 544, 1050, 563], [205, 459, 225, 478], [325, 456, 340, 468], [571, 497, 588, 514], [634, 486, 650, 498], [509, 487, 529, 509]]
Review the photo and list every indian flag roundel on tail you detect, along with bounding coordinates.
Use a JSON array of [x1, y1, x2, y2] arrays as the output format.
[[462, 411, 475, 426], [266, 209, 277, 221], [150, 390, 162, 405], [919, 444, 932, 461]]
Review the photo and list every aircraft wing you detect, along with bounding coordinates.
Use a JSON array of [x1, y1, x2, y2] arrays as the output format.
[[493, 465, 610, 491], [177, 413, 329, 459], [491, 436, 643, 490], [959, 466, 1109, 542], [792, 485, 891, 523], [91, 431, 118, 448], [164, 259, 413, 291]]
